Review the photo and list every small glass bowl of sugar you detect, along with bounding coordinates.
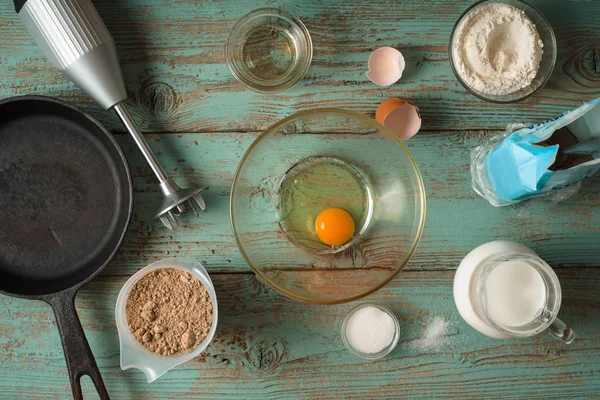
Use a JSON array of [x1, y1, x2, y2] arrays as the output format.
[[342, 303, 400, 360]]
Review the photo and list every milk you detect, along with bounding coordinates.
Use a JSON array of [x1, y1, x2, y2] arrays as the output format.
[[454, 241, 547, 339], [483, 260, 547, 328], [455, 241, 573, 343]]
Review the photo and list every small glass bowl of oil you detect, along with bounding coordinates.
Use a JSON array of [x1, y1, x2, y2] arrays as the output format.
[[225, 8, 312, 94]]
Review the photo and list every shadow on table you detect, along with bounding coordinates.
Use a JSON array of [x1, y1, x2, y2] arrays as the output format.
[[528, 0, 600, 92]]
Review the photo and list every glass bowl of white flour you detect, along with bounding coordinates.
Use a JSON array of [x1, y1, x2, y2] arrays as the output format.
[[449, 0, 556, 103]]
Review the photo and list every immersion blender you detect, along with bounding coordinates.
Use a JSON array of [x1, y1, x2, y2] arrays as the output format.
[[14, 0, 205, 229]]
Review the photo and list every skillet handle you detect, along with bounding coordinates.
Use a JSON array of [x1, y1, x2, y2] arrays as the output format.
[[45, 290, 110, 400]]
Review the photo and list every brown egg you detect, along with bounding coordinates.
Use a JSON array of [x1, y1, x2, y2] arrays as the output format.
[[376, 98, 422, 141]]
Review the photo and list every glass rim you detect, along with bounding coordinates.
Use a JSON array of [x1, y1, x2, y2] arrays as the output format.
[[448, 0, 557, 104], [116, 257, 219, 360], [229, 108, 427, 305], [478, 252, 562, 336], [275, 155, 375, 255], [341, 303, 400, 360], [225, 8, 313, 94]]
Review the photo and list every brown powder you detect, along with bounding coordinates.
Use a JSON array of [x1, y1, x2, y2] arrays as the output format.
[[126, 268, 213, 356]]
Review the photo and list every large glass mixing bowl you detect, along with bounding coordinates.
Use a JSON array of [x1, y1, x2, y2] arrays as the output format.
[[230, 109, 426, 304]]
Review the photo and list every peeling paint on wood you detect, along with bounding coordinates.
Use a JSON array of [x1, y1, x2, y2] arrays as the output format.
[[1, 271, 600, 398], [105, 131, 600, 275], [0, 0, 598, 133], [0, 0, 599, 398]]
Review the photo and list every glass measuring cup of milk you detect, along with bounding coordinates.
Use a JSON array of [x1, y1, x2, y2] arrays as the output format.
[[454, 241, 574, 343]]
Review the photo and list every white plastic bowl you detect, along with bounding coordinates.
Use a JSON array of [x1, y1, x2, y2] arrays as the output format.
[[115, 257, 218, 383]]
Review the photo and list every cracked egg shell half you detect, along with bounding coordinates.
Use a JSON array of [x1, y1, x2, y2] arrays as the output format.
[[376, 98, 422, 141], [366, 47, 406, 87]]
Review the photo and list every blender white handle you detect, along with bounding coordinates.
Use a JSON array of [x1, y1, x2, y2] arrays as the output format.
[[547, 317, 575, 344], [15, 0, 171, 183], [16, 0, 128, 110], [16, 0, 207, 229]]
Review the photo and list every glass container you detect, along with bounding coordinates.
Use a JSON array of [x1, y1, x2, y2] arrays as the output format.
[[341, 303, 400, 360], [230, 109, 426, 304], [115, 257, 219, 382], [449, 0, 557, 103], [479, 253, 574, 343], [454, 241, 575, 344], [225, 8, 312, 93]]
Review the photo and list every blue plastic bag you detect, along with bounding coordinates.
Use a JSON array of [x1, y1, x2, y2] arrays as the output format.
[[471, 97, 600, 207]]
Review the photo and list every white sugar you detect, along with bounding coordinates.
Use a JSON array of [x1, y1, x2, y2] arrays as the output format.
[[345, 306, 396, 354], [408, 316, 450, 352]]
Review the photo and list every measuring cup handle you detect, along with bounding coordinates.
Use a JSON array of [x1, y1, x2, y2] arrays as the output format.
[[45, 290, 110, 400], [547, 317, 575, 344]]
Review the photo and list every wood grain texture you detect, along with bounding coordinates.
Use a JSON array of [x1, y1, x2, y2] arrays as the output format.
[[1, 270, 600, 399], [108, 130, 600, 275], [1, 0, 600, 398], [0, 0, 599, 132]]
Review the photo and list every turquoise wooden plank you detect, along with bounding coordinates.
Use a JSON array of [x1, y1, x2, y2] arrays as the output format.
[[0, 0, 598, 133], [0, 0, 599, 398], [105, 130, 600, 275], [0, 270, 599, 398]]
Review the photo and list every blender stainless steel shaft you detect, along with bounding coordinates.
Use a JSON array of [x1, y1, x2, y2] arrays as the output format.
[[15, 0, 205, 230]]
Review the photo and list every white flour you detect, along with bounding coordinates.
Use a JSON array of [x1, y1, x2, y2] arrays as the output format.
[[452, 3, 544, 95]]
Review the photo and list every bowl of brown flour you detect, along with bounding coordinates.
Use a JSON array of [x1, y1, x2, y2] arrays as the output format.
[[115, 257, 218, 383]]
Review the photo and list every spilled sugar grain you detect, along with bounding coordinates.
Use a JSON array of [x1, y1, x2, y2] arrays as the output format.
[[407, 316, 451, 352]]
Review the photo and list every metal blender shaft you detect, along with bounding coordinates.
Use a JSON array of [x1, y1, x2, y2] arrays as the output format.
[[114, 102, 206, 227], [113, 103, 169, 183], [15, 0, 205, 229]]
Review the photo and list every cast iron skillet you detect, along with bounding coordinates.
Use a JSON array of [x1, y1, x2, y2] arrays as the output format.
[[0, 96, 133, 399]]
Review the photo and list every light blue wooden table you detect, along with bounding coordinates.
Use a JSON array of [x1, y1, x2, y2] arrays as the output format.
[[0, 0, 599, 398]]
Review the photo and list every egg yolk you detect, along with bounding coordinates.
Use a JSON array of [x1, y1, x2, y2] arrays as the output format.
[[315, 208, 355, 247]]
